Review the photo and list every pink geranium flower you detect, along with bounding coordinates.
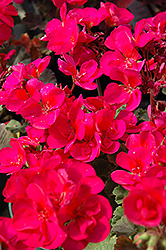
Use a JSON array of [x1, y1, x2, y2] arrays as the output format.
[[68, 6, 106, 29], [70, 113, 101, 162], [0, 0, 18, 45], [101, 27, 145, 73], [47, 95, 85, 152], [12, 183, 67, 249], [18, 83, 65, 129], [70, 28, 97, 65], [0, 217, 34, 250], [0, 138, 26, 174], [58, 183, 112, 250], [58, 54, 101, 90], [100, 2, 134, 28], [42, 6, 79, 54], [95, 108, 126, 154], [123, 178, 166, 227], [103, 69, 142, 111], [111, 147, 152, 190]]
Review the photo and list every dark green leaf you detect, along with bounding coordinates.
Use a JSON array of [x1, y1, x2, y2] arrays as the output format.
[[5, 119, 27, 134], [111, 206, 124, 226], [162, 87, 166, 95], [112, 185, 129, 205], [84, 235, 117, 250], [111, 215, 137, 237], [114, 235, 139, 250], [39, 68, 57, 85]]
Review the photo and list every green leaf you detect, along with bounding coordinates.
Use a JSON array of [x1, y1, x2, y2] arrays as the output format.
[[114, 235, 139, 250], [39, 68, 57, 85], [111, 206, 124, 226], [84, 235, 117, 250], [112, 185, 129, 205], [134, 108, 148, 122], [111, 215, 137, 237], [162, 87, 166, 95], [5, 119, 27, 134]]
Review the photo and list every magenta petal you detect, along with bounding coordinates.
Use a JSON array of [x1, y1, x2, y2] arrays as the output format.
[[87, 216, 110, 243], [83, 176, 105, 194], [13, 208, 40, 230], [68, 219, 88, 241], [116, 152, 136, 171], [104, 82, 127, 105], [47, 134, 67, 149], [111, 170, 136, 186], [62, 237, 88, 250], [68, 162, 96, 182], [41, 221, 66, 249], [0, 23, 11, 41], [126, 89, 142, 111], [26, 183, 46, 204], [31, 110, 59, 129], [18, 99, 42, 119]]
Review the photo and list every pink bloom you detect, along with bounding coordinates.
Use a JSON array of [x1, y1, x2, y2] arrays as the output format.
[[58, 53, 77, 77], [123, 186, 163, 227], [134, 19, 154, 47], [68, 161, 105, 194], [0, 138, 26, 174], [70, 113, 101, 162], [0, 0, 18, 45], [104, 26, 133, 50], [145, 11, 166, 41], [95, 109, 126, 154], [58, 54, 101, 90], [111, 170, 142, 191], [42, 14, 79, 54], [70, 28, 97, 65], [18, 83, 65, 129], [84, 96, 110, 113], [26, 125, 48, 144], [100, 2, 134, 28], [101, 27, 145, 73], [3, 169, 37, 203], [116, 110, 140, 140], [58, 183, 112, 250], [12, 183, 67, 249], [123, 178, 166, 227], [126, 131, 163, 158], [0, 217, 34, 250], [111, 147, 152, 189], [103, 69, 142, 111], [47, 95, 85, 152], [68, 6, 106, 29], [116, 147, 152, 176], [75, 60, 101, 90]]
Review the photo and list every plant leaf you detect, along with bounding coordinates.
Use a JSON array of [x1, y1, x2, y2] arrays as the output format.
[[84, 235, 117, 250], [39, 68, 57, 85], [111, 215, 137, 237], [5, 119, 27, 133], [114, 235, 139, 250], [111, 206, 124, 227], [112, 185, 129, 205]]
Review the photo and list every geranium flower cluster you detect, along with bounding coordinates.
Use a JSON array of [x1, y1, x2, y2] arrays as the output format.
[[0, 139, 112, 250], [0, 0, 166, 249]]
